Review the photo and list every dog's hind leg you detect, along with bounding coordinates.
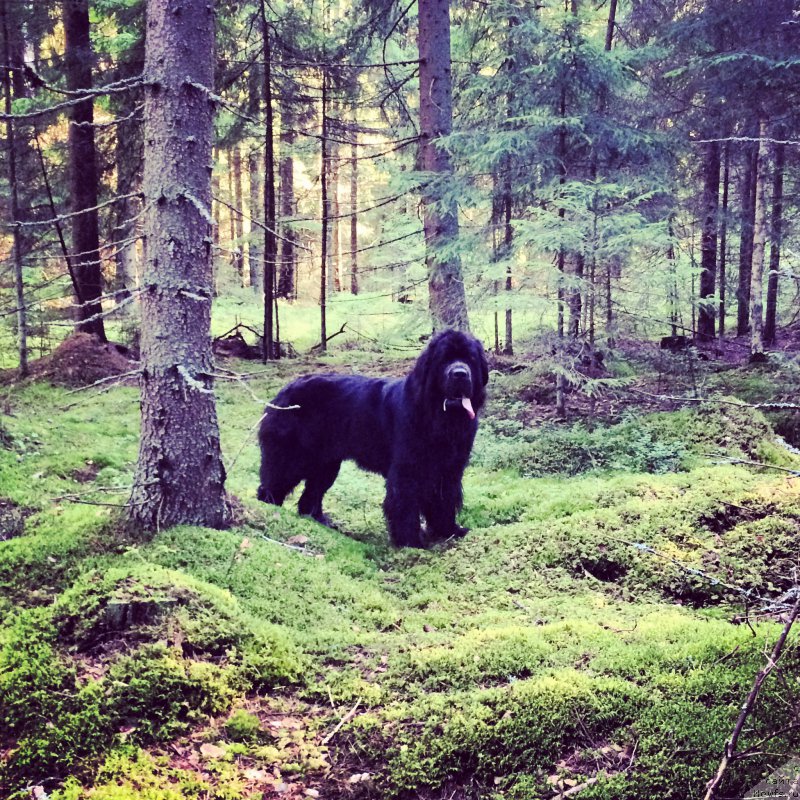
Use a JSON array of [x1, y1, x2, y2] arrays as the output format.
[[297, 461, 341, 525]]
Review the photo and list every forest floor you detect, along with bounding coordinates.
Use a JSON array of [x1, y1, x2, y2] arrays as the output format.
[[1, 329, 800, 800]]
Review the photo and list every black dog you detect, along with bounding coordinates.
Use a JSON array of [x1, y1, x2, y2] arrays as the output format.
[[257, 329, 489, 548]]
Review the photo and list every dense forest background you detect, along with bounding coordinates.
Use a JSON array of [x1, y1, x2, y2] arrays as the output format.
[[0, 0, 798, 369]]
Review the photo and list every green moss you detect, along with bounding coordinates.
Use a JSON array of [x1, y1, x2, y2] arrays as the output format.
[[224, 709, 262, 742]]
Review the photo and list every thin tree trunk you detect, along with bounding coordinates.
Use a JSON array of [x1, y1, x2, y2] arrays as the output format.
[[749, 117, 769, 361], [212, 145, 220, 295], [129, 0, 230, 531], [697, 140, 720, 341], [248, 148, 263, 291], [718, 144, 729, 336], [763, 141, 784, 346], [232, 144, 246, 286], [260, 0, 277, 360], [502, 169, 513, 355], [278, 98, 295, 298], [63, 0, 106, 341], [350, 129, 359, 295], [418, 0, 469, 332], [1, 0, 26, 375], [319, 72, 328, 350], [227, 153, 239, 278], [737, 139, 758, 335], [329, 110, 341, 292]]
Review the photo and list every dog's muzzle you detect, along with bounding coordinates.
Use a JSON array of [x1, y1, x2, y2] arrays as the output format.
[[443, 362, 475, 419]]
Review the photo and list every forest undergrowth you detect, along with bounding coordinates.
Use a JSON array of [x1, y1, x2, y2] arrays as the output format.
[[1, 334, 800, 799]]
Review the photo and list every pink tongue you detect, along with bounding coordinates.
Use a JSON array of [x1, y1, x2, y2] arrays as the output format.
[[461, 397, 475, 419]]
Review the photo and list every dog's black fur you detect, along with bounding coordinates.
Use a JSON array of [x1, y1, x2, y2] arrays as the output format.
[[257, 330, 489, 548]]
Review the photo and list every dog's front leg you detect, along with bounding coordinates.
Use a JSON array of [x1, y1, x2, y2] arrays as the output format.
[[383, 466, 424, 548]]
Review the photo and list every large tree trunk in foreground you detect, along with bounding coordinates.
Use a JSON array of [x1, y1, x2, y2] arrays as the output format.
[[749, 118, 768, 361], [697, 140, 720, 342], [128, 0, 230, 531], [418, 0, 469, 332], [64, 0, 106, 340]]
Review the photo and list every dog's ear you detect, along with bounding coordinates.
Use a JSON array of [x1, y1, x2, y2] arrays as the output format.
[[473, 339, 489, 386]]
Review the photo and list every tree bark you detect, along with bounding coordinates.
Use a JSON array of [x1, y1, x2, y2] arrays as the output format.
[[259, 0, 277, 360], [349, 128, 359, 295], [697, 140, 720, 341], [718, 144, 729, 336], [737, 139, 757, 335], [129, 0, 230, 530], [278, 98, 295, 299], [248, 148, 263, 291], [763, 141, 784, 346], [418, 0, 469, 332], [1, 0, 27, 375], [63, 0, 106, 341], [749, 117, 769, 361]]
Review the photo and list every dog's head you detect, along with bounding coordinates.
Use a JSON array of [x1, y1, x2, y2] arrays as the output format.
[[409, 329, 489, 420]]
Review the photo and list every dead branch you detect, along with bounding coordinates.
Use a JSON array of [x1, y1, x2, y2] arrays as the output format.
[[310, 322, 347, 352], [704, 591, 800, 800]]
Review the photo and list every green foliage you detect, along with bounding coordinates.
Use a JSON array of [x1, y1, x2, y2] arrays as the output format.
[[224, 709, 262, 743]]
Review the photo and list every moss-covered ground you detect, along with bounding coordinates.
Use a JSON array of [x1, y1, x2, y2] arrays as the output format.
[[1, 340, 800, 799]]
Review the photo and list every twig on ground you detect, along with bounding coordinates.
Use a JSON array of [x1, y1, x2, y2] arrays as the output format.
[[627, 386, 800, 411], [321, 700, 361, 746], [705, 454, 800, 477], [703, 591, 800, 800], [257, 533, 315, 556]]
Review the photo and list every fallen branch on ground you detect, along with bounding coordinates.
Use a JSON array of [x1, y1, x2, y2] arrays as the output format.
[[704, 590, 800, 800]]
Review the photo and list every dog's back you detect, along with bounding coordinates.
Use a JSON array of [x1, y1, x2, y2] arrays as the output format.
[[257, 373, 400, 508]]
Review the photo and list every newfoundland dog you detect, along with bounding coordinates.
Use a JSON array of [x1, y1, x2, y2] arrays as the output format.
[[257, 329, 489, 548]]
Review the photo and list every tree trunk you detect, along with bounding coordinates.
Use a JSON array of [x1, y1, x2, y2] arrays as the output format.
[[232, 144, 246, 286], [737, 139, 757, 336], [1, 0, 27, 375], [763, 141, 784, 346], [502, 169, 513, 354], [697, 140, 720, 341], [129, 0, 230, 531], [749, 117, 768, 361], [278, 99, 295, 298], [248, 148, 263, 291], [227, 153, 240, 279], [260, 0, 277, 360], [212, 145, 220, 295], [319, 73, 329, 350], [349, 128, 359, 295], [329, 110, 341, 293], [63, 0, 106, 341], [418, 0, 469, 332], [718, 144, 729, 336]]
